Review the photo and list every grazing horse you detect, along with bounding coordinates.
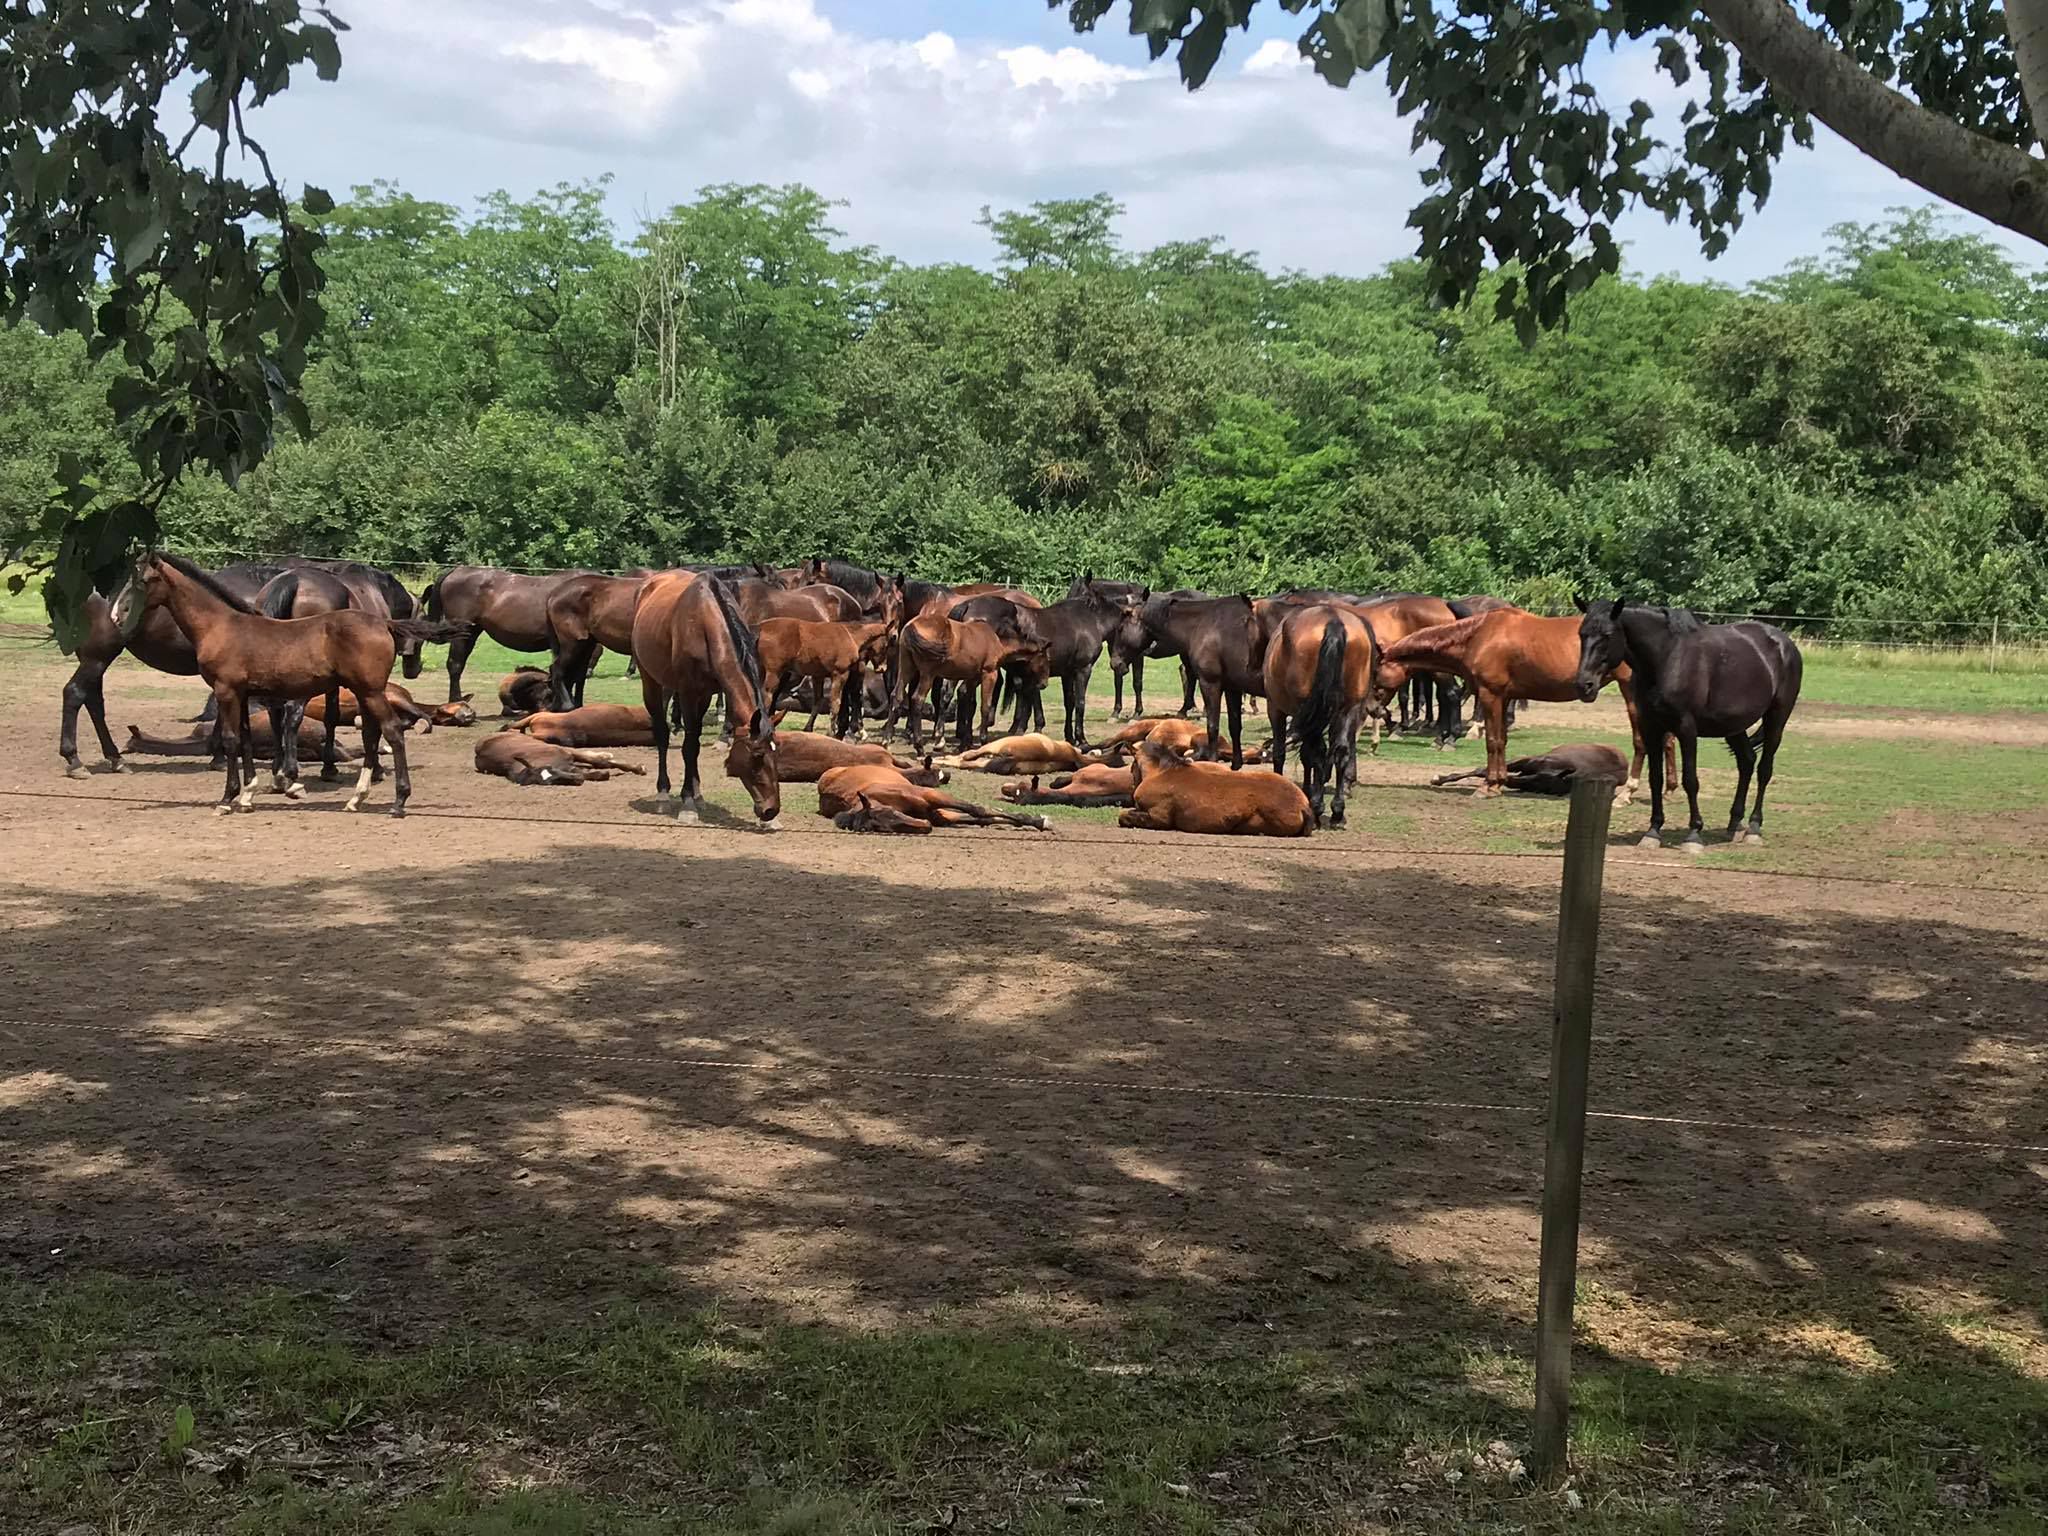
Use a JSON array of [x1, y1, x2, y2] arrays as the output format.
[[1575, 599, 1803, 849], [630, 573, 780, 826], [1431, 743, 1628, 795], [1380, 610, 1675, 801], [499, 667, 553, 717], [947, 593, 1048, 735], [56, 560, 283, 777], [507, 704, 657, 748], [422, 565, 593, 703], [815, 764, 1049, 830], [475, 734, 646, 785], [1263, 604, 1378, 829], [882, 613, 1052, 751], [1138, 593, 1268, 769], [757, 618, 894, 736], [546, 572, 663, 710], [117, 553, 449, 815], [1117, 740, 1312, 837], [1000, 763, 1136, 808]]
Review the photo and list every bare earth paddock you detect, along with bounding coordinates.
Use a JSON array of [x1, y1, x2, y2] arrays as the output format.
[[3, 635, 2046, 1533]]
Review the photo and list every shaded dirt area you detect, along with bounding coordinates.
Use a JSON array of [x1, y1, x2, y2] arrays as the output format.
[[2, 642, 2045, 1390]]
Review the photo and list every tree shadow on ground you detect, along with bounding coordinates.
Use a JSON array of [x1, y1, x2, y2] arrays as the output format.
[[1, 834, 2044, 1513]]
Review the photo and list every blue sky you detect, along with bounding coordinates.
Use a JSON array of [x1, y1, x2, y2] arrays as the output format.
[[233, 0, 2034, 285]]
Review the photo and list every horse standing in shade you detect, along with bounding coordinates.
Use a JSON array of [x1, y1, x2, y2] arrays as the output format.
[[1574, 598, 1802, 849], [629, 573, 781, 826], [116, 553, 453, 815]]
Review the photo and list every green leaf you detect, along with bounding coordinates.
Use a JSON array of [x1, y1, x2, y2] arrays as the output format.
[[1180, 13, 1227, 88], [301, 184, 336, 216], [169, 1403, 197, 1455], [118, 208, 168, 273], [305, 25, 343, 82]]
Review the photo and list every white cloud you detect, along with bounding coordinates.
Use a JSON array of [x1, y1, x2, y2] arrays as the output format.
[[1242, 38, 1306, 75], [228, 0, 2037, 284]]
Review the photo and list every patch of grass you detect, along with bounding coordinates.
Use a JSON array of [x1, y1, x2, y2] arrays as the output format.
[[4, 1274, 2043, 1533], [1799, 647, 2048, 715]]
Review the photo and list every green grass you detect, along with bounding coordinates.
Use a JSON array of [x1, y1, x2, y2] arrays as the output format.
[[5, 1274, 2043, 1534]]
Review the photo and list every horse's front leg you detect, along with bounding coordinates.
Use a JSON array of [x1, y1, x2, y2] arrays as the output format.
[[320, 687, 342, 782], [1198, 679, 1223, 761], [1678, 726, 1705, 851], [1639, 727, 1669, 848], [1479, 691, 1509, 796], [214, 688, 251, 815], [1225, 689, 1244, 770], [676, 699, 707, 824]]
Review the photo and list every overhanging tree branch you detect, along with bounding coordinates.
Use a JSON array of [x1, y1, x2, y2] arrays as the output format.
[[1698, 0, 2048, 246]]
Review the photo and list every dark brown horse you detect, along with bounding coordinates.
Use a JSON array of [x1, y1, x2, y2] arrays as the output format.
[[284, 558, 428, 679], [1137, 593, 1268, 769], [545, 571, 659, 710], [118, 553, 451, 815], [422, 565, 593, 703], [798, 558, 887, 609], [1575, 599, 1802, 849], [252, 565, 358, 786], [1262, 604, 1378, 829], [629, 572, 780, 826], [499, 667, 553, 717]]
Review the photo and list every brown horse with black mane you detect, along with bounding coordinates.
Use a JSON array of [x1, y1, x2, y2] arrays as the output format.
[[423, 564, 594, 703], [117, 553, 456, 815], [545, 571, 661, 710], [1262, 603, 1378, 829], [630, 572, 780, 826]]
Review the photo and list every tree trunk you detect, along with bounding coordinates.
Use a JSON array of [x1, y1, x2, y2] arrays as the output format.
[[1697, 0, 2048, 247], [2009, 0, 2048, 148]]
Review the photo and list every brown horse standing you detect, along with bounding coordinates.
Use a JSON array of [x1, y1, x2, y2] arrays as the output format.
[[629, 572, 780, 826], [1379, 610, 1674, 799], [757, 618, 894, 735], [423, 565, 592, 703], [1262, 604, 1378, 829], [118, 553, 447, 815], [546, 572, 661, 710], [881, 613, 1052, 750]]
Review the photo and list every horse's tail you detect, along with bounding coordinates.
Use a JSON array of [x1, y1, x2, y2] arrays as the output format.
[[420, 575, 443, 620], [258, 572, 300, 618], [388, 617, 469, 647], [1294, 618, 1347, 766]]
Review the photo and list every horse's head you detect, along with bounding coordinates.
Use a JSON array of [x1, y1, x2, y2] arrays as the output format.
[[1573, 595, 1627, 702], [722, 710, 782, 823], [856, 623, 893, 669], [109, 551, 165, 638], [1020, 640, 1055, 684], [433, 695, 478, 727]]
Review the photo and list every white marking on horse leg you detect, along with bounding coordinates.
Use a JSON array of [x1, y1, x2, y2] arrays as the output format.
[[344, 763, 373, 811]]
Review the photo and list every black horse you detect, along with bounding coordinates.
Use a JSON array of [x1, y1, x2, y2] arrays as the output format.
[[1138, 593, 1267, 769], [984, 582, 1134, 747], [1574, 598, 1802, 850]]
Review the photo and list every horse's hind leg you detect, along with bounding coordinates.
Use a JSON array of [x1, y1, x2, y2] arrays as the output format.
[[270, 702, 306, 798], [344, 705, 380, 813], [444, 625, 481, 704], [1724, 731, 1757, 843], [1745, 711, 1792, 844], [366, 697, 410, 817], [676, 698, 708, 823], [642, 674, 672, 808], [321, 686, 342, 781], [61, 656, 122, 777], [1639, 725, 1669, 848]]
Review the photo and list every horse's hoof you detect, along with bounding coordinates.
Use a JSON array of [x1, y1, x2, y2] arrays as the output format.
[[1683, 837, 1705, 855], [285, 781, 307, 801], [1637, 834, 1661, 850], [237, 799, 257, 814], [675, 809, 701, 827], [65, 763, 91, 781], [344, 797, 363, 813], [321, 766, 340, 782], [1742, 828, 1763, 846], [389, 805, 407, 819], [213, 804, 235, 818], [108, 758, 127, 775]]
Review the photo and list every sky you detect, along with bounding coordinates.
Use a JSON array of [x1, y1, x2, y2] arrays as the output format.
[[231, 0, 2035, 286]]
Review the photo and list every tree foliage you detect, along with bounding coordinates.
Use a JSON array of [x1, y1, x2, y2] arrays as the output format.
[[1, 0, 344, 644], [8, 185, 2042, 633]]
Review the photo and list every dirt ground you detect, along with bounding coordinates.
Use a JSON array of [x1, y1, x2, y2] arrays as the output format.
[[2, 641, 2045, 1384]]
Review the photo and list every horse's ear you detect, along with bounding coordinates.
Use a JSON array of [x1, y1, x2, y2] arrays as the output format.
[[1083, 570, 1094, 585], [1572, 593, 1589, 613], [1613, 597, 1627, 615]]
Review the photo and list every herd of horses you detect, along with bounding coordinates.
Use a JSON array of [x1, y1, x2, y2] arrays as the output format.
[[62, 551, 1804, 847]]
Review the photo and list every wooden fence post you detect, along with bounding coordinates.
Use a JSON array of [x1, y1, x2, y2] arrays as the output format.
[[1532, 774, 1615, 1479]]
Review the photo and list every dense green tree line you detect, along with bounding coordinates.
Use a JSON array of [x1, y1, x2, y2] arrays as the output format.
[[4, 184, 2044, 632]]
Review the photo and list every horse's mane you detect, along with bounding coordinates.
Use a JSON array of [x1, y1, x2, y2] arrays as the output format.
[[706, 576, 767, 710], [159, 551, 260, 614], [1664, 606, 1704, 634]]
